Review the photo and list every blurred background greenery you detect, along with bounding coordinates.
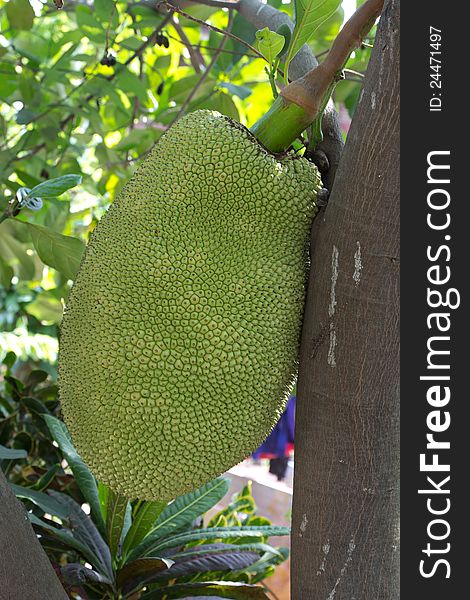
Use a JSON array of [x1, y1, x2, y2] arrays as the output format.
[[0, 1, 371, 368]]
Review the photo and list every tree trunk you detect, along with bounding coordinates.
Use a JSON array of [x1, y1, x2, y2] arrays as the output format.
[[291, 1, 400, 598], [0, 468, 68, 599]]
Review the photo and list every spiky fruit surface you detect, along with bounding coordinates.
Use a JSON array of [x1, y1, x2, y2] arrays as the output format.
[[59, 110, 320, 501]]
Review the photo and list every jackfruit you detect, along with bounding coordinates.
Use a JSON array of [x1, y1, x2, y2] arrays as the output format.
[[59, 110, 321, 501]]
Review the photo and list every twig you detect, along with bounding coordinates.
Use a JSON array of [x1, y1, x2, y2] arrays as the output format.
[[165, 33, 258, 57], [185, 0, 241, 8], [159, 1, 271, 67], [171, 17, 206, 73], [170, 9, 235, 126]]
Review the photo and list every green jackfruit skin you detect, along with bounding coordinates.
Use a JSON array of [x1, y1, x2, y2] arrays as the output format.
[[59, 110, 321, 501]]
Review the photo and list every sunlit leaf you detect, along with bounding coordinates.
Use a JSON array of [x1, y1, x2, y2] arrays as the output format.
[[285, 0, 342, 77], [43, 415, 106, 535], [26, 174, 82, 199], [19, 222, 85, 281], [6, 0, 35, 31]]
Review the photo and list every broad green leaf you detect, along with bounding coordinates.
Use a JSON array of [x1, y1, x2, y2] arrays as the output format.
[[61, 563, 112, 585], [285, 0, 341, 77], [26, 174, 82, 199], [218, 82, 252, 100], [16, 108, 35, 125], [29, 513, 104, 568], [197, 92, 239, 122], [48, 490, 113, 578], [105, 488, 130, 560], [116, 557, 175, 594], [130, 478, 230, 560], [43, 415, 106, 535], [11, 483, 69, 519], [20, 222, 85, 281], [155, 548, 259, 580], [24, 291, 63, 325], [0, 444, 27, 459], [94, 0, 117, 22], [30, 465, 60, 491], [255, 28, 285, 65], [143, 525, 290, 556], [142, 581, 270, 599], [167, 542, 282, 560], [115, 68, 149, 105], [122, 500, 167, 557], [6, 0, 35, 31], [0, 230, 37, 281], [0, 256, 13, 288]]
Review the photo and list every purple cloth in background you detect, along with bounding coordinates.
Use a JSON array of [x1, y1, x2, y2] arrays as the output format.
[[252, 395, 296, 459]]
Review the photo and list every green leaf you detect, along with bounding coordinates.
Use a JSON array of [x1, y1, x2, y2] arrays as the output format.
[[30, 465, 60, 491], [19, 222, 85, 281], [130, 477, 230, 560], [116, 557, 174, 594], [105, 488, 130, 560], [24, 291, 63, 325], [48, 490, 113, 578], [94, 0, 117, 22], [142, 581, 270, 600], [61, 563, 112, 586], [122, 500, 167, 557], [285, 0, 341, 76], [0, 230, 36, 281], [143, 525, 290, 556], [29, 513, 104, 568], [218, 82, 252, 100], [16, 107, 35, 125], [26, 174, 82, 199], [197, 92, 239, 122], [0, 444, 27, 460], [155, 547, 260, 580], [255, 28, 285, 65], [43, 415, 106, 535], [11, 483, 69, 519], [6, 0, 35, 31], [168, 542, 282, 560], [116, 68, 149, 105], [0, 256, 13, 289], [276, 23, 292, 57]]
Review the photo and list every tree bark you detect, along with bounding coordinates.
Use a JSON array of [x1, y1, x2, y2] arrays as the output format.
[[0, 468, 68, 599], [291, 0, 399, 598]]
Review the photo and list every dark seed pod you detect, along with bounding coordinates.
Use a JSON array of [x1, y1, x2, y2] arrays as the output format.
[[100, 54, 117, 67], [155, 33, 169, 48], [155, 33, 165, 46]]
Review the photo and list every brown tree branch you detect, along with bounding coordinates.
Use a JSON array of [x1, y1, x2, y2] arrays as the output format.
[[171, 17, 206, 72]]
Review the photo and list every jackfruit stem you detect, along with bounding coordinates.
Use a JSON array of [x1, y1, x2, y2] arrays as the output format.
[[250, 0, 384, 153]]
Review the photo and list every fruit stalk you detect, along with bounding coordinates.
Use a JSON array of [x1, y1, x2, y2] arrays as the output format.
[[251, 0, 385, 153]]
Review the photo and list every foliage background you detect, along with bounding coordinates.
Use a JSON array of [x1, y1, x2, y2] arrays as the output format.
[[0, 0, 371, 368]]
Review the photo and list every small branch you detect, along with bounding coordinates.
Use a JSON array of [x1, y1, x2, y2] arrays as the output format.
[[159, 1, 271, 67], [170, 9, 235, 125], [250, 0, 385, 153], [185, 0, 241, 8], [166, 33, 259, 58], [172, 17, 206, 73], [344, 68, 365, 79]]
